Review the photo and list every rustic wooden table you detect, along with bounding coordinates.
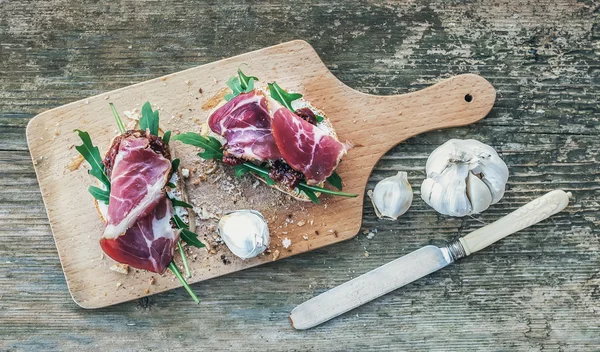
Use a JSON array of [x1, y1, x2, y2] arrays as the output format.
[[1, 1, 599, 351]]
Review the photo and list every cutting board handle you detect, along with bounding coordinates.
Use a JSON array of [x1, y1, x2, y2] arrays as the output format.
[[338, 74, 497, 161]]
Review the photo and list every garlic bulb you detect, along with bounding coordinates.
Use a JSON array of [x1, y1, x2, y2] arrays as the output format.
[[367, 171, 413, 220], [420, 139, 508, 217], [217, 210, 270, 259]]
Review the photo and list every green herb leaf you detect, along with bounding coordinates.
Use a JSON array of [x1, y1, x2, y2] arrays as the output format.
[[225, 76, 243, 101], [88, 185, 110, 204], [139, 102, 159, 136], [234, 164, 250, 178], [171, 158, 180, 171], [315, 114, 325, 123], [297, 182, 358, 198], [110, 103, 126, 134], [172, 132, 224, 160], [163, 130, 171, 144], [172, 214, 188, 229], [239, 162, 276, 185], [167, 182, 177, 189], [74, 130, 111, 190], [238, 69, 258, 91], [327, 171, 343, 191], [268, 82, 302, 111], [225, 69, 258, 101], [171, 199, 193, 209], [168, 262, 200, 304], [302, 188, 320, 204], [180, 229, 205, 249], [177, 241, 192, 278]]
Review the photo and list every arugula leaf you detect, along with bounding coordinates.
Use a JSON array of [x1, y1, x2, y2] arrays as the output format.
[[327, 171, 343, 191], [172, 214, 188, 229], [302, 188, 320, 204], [177, 241, 192, 278], [167, 182, 177, 189], [168, 262, 200, 304], [180, 229, 205, 248], [224, 69, 258, 101], [238, 69, 258, 91], [315, 114, 325, 123], [268, 82, 302, 111], [74, 130, 111, 190], [172, 132, 224, 160], [297, 182, 357, 199], [171, 158, 180, 171], [239, 162, 276, 185], [88, 185, 110, 204], [171, 199, 193, 209], [163, 130, 171, 144], [171, 215, 204, 248], [139, 102, 159, 136], [225, 76, 243, 101], [234, 164, 251, 178], [110, 103, 126, 134]]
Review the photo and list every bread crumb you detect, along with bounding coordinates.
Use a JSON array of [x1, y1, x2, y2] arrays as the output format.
[[110, 263, 130, 275], [116, 282, 122, 288], [366, 232, 375, 240], [272, 250, 280, 261], [144, 289, 150, 294], [296, 220, 306, 227], [181, 168, 190, 178], [66, 154, 85, 171], [302, 234, 309, 240], [364, 251, 370, 257], [100, 253, 105, 260], [282, 238, 292, 249], [150, 277, 156, 285]]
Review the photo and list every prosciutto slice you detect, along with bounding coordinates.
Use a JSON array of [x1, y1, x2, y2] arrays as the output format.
[[102, 134, 172, 239], [271, 108, 346, 185], [208, 90, 282, 161], [100, 196, 179, 273]]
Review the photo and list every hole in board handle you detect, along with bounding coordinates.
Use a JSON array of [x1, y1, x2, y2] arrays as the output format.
[[464, 94, 473, 103]]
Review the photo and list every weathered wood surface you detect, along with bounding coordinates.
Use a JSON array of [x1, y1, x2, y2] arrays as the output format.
[[1, 0, 598, 351]]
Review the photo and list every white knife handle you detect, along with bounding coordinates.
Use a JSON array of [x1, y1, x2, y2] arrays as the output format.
[[459, 190, 570, 256]]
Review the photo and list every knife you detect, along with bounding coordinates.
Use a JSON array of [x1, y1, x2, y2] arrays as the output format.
[[290, 189, 571, 330]]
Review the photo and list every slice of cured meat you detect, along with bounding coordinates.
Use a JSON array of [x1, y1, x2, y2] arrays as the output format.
[[208, 90, 282, 161], [100, 196, 179, 273], [102, 134, 172, 239], [271, 107, 346, 185]]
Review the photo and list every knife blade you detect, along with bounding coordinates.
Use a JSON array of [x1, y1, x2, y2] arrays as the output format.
[[290, 190, 571, 330]]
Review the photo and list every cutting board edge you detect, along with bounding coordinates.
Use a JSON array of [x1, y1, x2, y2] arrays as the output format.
[[69, 218, 364, 309]]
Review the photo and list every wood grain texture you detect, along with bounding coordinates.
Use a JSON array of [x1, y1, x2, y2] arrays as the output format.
[[1, 0, 599, 351], [25, 39, 495, 308]]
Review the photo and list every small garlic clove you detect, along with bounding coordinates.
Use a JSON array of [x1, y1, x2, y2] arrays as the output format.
[[217, 210, 270, 259], [368, 171, 413, 220], [466, 172, 492, 214]]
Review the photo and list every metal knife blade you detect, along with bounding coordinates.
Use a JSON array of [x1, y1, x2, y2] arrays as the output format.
[[290, 190, 571, 330], [290, 245, 454, 330]]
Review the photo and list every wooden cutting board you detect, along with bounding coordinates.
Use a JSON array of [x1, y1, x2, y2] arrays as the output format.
[[26, 40, 496, 308]]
